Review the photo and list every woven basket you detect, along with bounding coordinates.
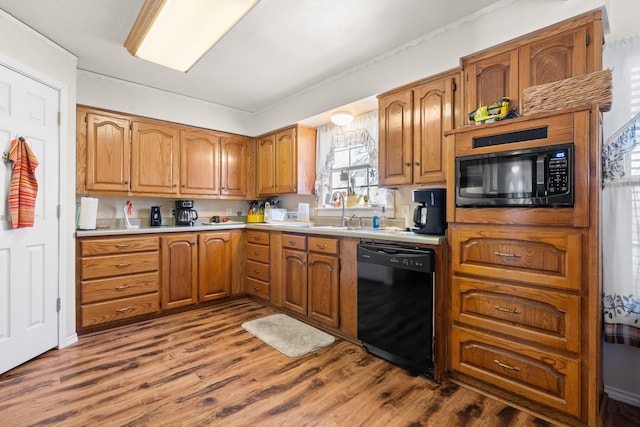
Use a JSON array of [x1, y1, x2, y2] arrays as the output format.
[[522, 69, 612, 115]]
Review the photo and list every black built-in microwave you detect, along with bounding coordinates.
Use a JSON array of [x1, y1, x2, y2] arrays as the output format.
[[455, 143, 574, 207]]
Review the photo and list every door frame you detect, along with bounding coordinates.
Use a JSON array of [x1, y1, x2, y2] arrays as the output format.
[[0, 52, 75, 350]]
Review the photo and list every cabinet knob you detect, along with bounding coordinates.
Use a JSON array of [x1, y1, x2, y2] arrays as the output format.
[[415, 161, 420, 166], [405, 162, 411, 166], [124, 180, 129, 185]]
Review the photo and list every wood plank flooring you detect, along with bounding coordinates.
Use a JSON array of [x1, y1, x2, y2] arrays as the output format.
[[0, 298, 636, 426]]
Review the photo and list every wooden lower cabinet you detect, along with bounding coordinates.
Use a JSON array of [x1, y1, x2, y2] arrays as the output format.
[[245, 230, 271, 299], [162, 233, 199, 309], [77, 235, 161, 330], [78, 230, 243, 332], [449, 221, 593, 423], [281, 234, 340, 328]]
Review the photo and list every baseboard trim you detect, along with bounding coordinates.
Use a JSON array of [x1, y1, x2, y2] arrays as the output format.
[[62, 333, 78, 348], [604, 385, 640, 408]]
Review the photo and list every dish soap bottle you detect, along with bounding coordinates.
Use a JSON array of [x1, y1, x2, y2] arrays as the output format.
[[372, 209, 380, 229]]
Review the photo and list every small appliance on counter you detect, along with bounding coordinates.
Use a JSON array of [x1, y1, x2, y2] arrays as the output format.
[[412, 188, 446, 235], [173, 200, 198, 226], [150, 206, 162, 226]]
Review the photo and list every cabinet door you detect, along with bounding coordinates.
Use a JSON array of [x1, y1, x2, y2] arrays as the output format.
[[257, 134, 276, 195], [413, 78, 453, 184], [275, 128, 297, 194], [519, 26, 588, 91], [180, 128, 220, 196], [162, 234, 198, 309], [378, 90, 413, 186], [308, 252, 339, 327], [464, 50, 519, 125], [131, 120, 180, 195], [282, 248, 307, 315], [220, 135, 249, 197], [198, 232, 231, 301], [86, 112, 131, 192]]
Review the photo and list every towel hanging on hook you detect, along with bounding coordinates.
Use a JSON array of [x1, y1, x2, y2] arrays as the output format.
[[7, 136, 39, 228]]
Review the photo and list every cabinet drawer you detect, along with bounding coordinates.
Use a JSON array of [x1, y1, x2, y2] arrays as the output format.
[[452, 276, 580, 352], [80, 236, 159, 256], [81, 252, 159, 280], [282, 233, 307, 250], [308, 236, 339, 255], [81, 272, 160, 304], [247, 243, 270, 263], [451, 326, 580, 417], [246, 277, 270, 299], [81, 293, 159, 327], [247, 230, 270, 245], [246, 260, 269, 282], [451, 226, 581, 290]]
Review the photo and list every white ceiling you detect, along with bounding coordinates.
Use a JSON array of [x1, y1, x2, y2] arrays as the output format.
[[0, 0, 505, 125]]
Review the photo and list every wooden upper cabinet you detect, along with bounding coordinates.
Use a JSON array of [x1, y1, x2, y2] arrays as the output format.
[[85, 111, 131, 192], [220, 134, 249, 197], [379, 71, 456, 186], [256, 125, 316, 196], [462, 10, 602, 124], [256, 134, 276, 195], [131, 120, 180, 195], [463, 50, 519, 125], [180, 128, 220, 196], [275, 128, 297, 194], [413, 77, 453, 184], [378, 89, 413, 186]]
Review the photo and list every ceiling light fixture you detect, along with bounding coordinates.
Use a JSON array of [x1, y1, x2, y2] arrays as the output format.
[[330, 111, 353, 126], [124, 0, 260, 72]]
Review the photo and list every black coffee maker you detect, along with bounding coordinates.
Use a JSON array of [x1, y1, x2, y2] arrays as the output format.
[[412, 188, 446, 235], [174, 200, 198, 226]]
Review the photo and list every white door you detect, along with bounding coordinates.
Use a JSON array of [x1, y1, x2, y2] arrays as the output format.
[[0, 64, 60, 374]]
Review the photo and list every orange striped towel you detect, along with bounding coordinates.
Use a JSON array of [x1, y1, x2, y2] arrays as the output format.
[[8, 137, 39, 229]]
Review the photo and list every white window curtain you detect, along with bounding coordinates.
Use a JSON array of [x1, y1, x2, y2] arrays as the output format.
[[314, 110, 394, 213], [602, 35, 640, 347]]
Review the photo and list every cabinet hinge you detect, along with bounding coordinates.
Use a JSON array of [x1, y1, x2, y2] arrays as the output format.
[[56, 297, 61, 313], [57, 112, 61, 125], [56, 204, 61, 219], [586, 34, 591, 47], [452, 81, 457, 92]]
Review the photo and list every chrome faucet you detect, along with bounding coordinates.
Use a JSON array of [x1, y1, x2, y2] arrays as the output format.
[[338, 192, 349, 226]]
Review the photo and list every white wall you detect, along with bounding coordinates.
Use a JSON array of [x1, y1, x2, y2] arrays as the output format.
[[0, 10, 78, 346]]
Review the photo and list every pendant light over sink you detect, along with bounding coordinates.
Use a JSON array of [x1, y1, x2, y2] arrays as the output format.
[[125, 0, 261, 72]]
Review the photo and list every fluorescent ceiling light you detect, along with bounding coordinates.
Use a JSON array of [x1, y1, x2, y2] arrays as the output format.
[[125, 0, 260, 72], [331, 111, 353, 126]]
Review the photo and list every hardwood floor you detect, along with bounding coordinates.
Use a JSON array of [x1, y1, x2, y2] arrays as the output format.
[[0, 299, 636, 426]]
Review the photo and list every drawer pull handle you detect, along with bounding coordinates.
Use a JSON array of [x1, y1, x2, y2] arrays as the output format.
[[288, 241, 297, 245], [494, 360, 520, 372], [115, 244, 131, 248], [115, 284, 132, 290], [253, 251, 261, 255], [253, 269, 261, 274], [493, 251, 522, 258], [253, 236, 262, 241], [494, 305, 521, 315], [316, 243, 327, 249], [115, 307, 133, 313], [115, 263, 131, 268], [254, 287, 261, 291]]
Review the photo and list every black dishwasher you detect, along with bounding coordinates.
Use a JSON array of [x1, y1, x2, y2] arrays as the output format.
[[357, 242, 435, 378]]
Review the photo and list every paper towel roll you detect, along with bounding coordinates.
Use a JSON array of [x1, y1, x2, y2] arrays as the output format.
[[78, 197, 98, 230]]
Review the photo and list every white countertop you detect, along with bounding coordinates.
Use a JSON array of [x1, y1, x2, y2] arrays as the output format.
[[76, 222, 445, 245]]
